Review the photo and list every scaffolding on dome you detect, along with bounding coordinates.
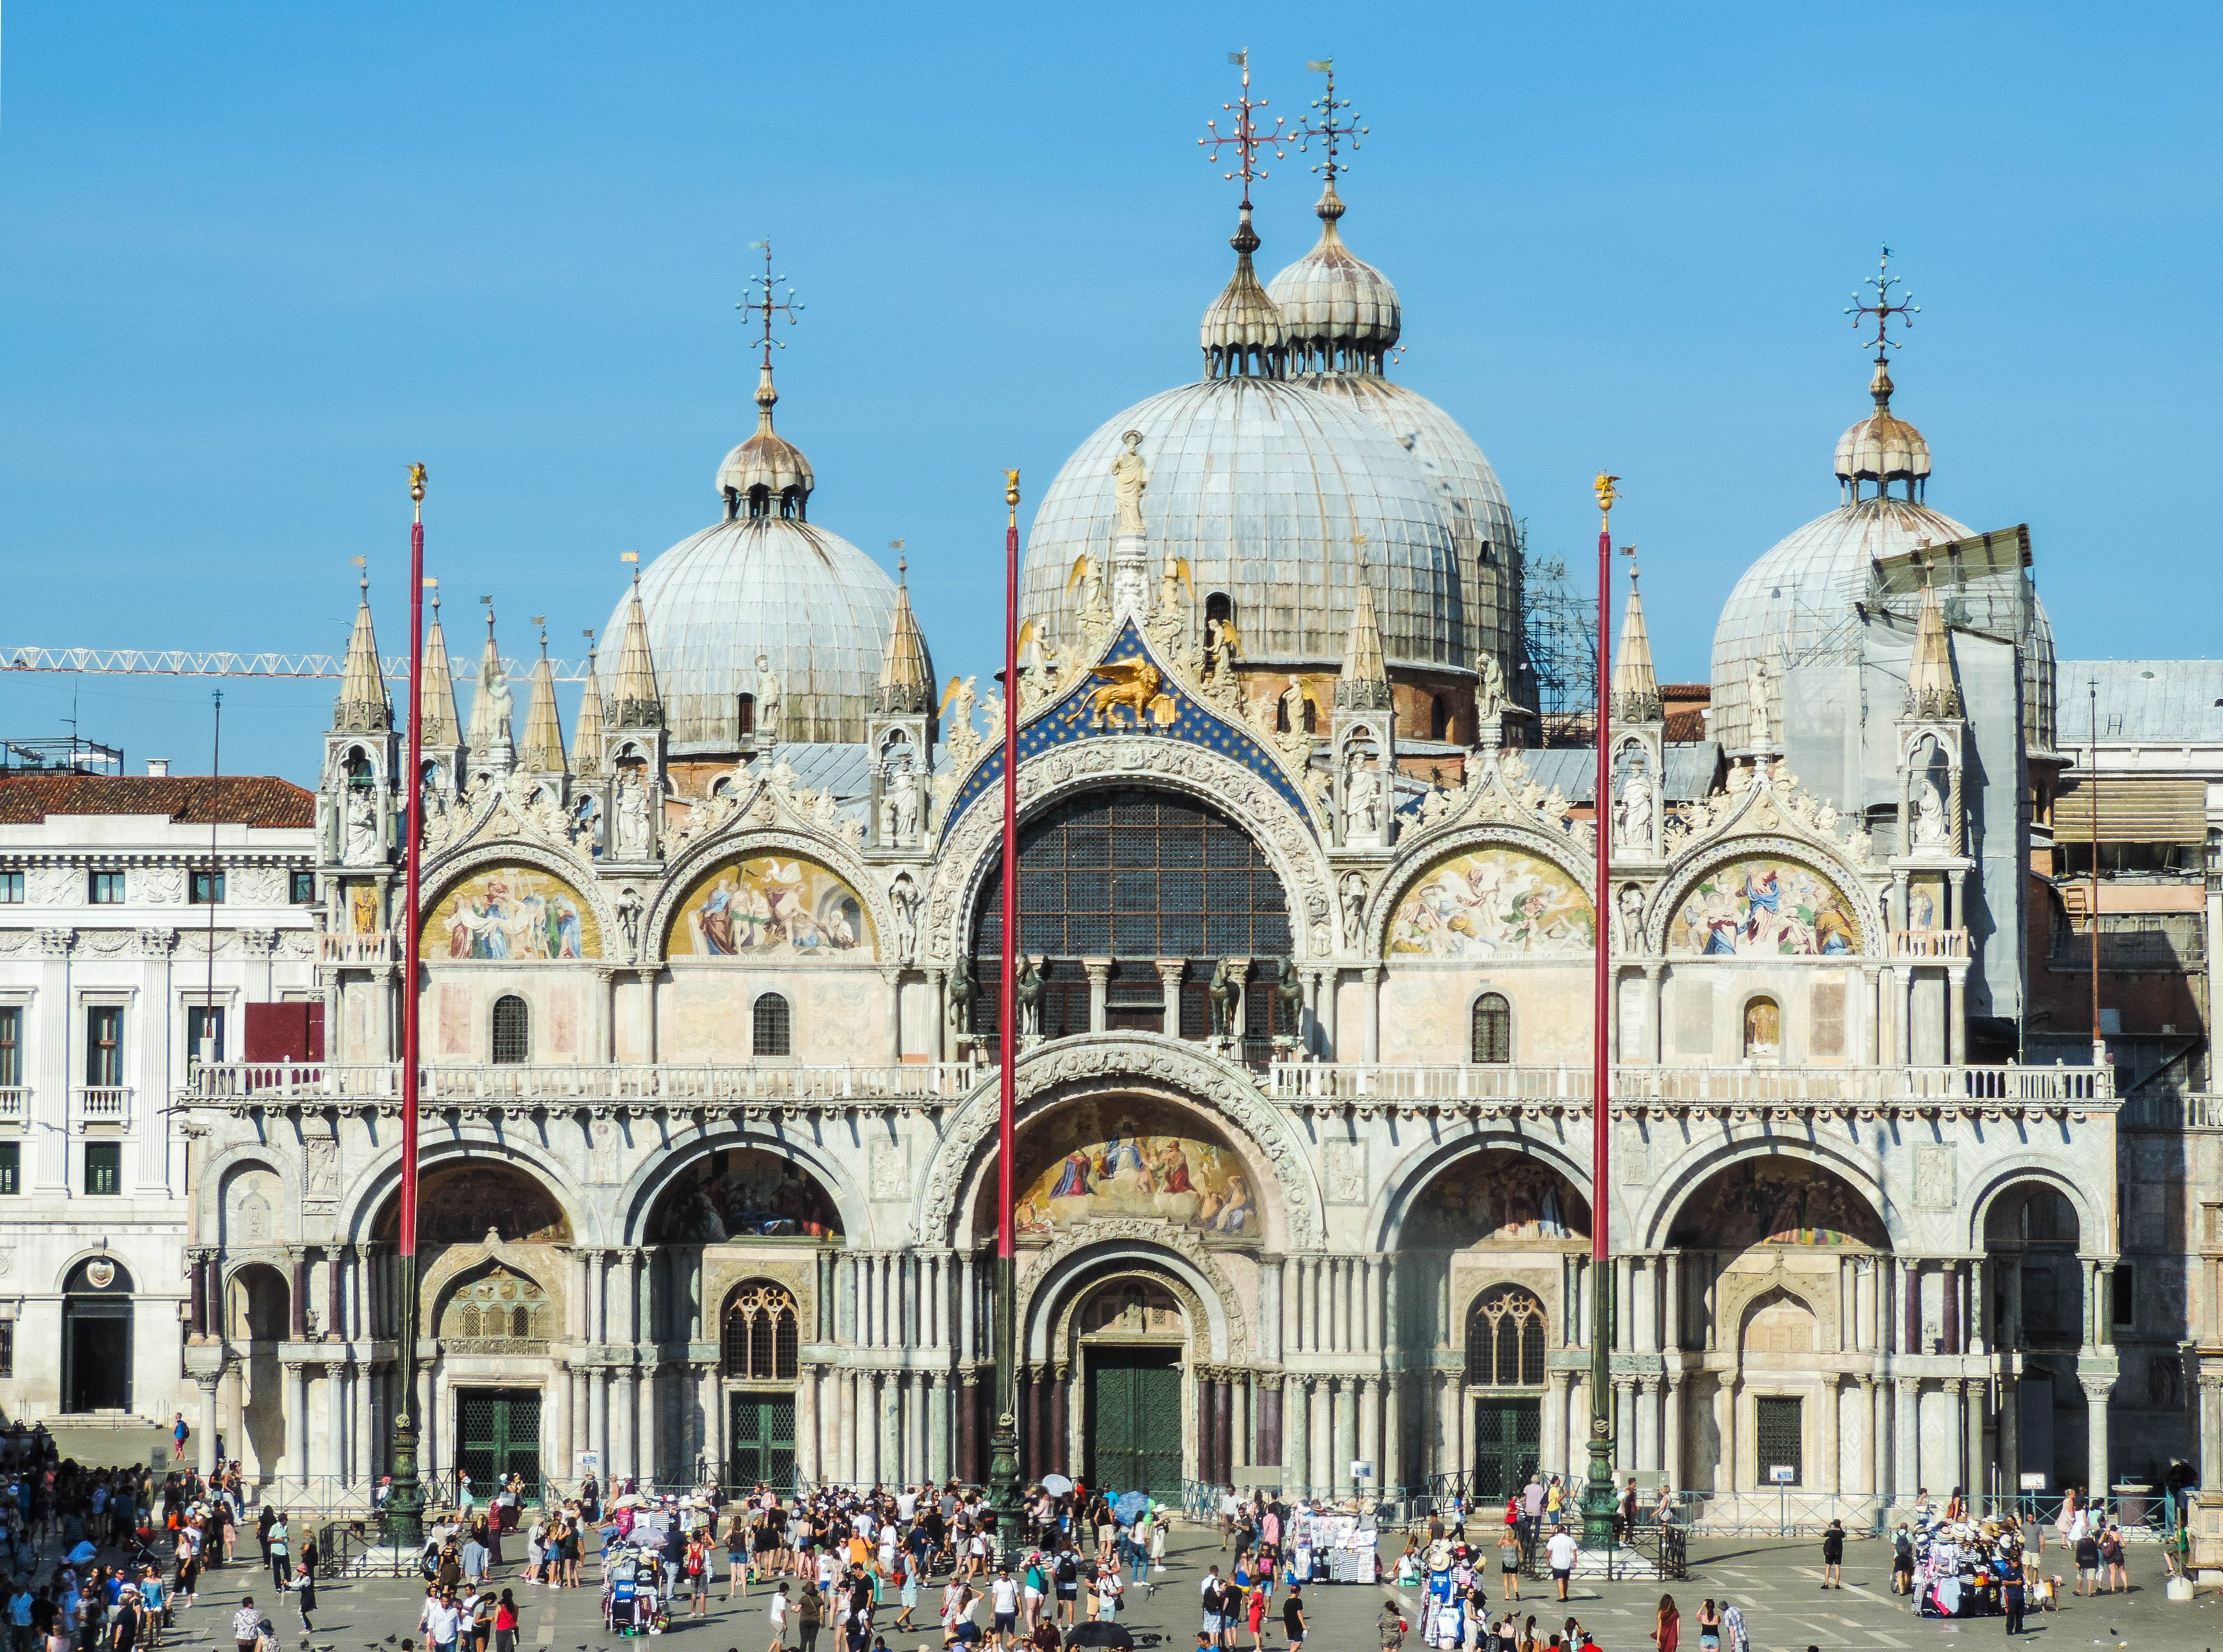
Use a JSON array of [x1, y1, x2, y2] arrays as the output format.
[[1520, 553, 1597, 748]]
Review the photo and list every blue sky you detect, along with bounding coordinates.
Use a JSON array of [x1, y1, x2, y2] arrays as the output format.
[[2, 2, 2215, 782]]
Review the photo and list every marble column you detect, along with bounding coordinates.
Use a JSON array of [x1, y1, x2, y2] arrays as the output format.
[[1632, 1377, 1654, 1471], [1357, 1378, 1380, 1489], [197, 1376, 221, 1476], [1895, 1378, 1920, 1502], [929, 1374, 951, 1485], [1256, 1374, 1283, 1467], [2083, 1377, 2113, 1501], [1544, 1372, 1570, 1482], [1662, 1375, 1683, 1490], [1714, 1377, 1736, 1494], [286, 1360, 310, 1488], [1818, 1375, 1840, 1496], [1286, 1377, 1311, 1495], [1360, 967, 1381, 1063], [1965, 1376, 1986, 1503], [1334, 1379, 1359, 1496], [1854, 1377, 1876, 1496]]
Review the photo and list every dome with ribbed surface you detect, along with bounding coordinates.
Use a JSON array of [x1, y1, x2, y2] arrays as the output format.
[[716, 363, 816, 522], [612, 517, 905, 751], [1022, 378, 1465, 669], [1267, 186, 1401, 374], [1833, 359, 1930, 493]]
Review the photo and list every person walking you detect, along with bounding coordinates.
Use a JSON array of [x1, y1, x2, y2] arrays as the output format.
[[230, 1597, 258, 1652], [1819, 1521, 1844, 1589], [1693, 1599, 1720, 1651], [1499, 1524, 1523, 1602], [768, 1582, 791, 1652], [1376, 1597, 1407, 1652], [1649, 1595, 1678, 1652], [2072, 1524, 2100, 1595], [1279, 1586, 1307, 1652], [293, 1542, 316, 1635], [2002, 1555, 2027, 1637], [1546, 1527, 1578, 1603], [265, 1518, 289, 1592]]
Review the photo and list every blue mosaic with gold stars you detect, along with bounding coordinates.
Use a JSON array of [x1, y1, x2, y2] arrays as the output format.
[[937, 621, 1315, 848]]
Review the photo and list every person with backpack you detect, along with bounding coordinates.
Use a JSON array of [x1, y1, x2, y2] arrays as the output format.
[[1819, 1521, 1844, 1589]]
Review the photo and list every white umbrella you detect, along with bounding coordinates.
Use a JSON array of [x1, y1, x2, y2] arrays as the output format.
[[1041, 1474, 1074, 1496]]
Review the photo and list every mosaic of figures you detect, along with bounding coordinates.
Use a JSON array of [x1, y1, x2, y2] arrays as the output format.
[[1388, 848, 1594, 958], [1669, 1158, 1886, 1249], [1409, 1149, 1591, 1247], [650, 1148, 843, 1242], [1008, 1099, 1256, 1240], [672, 856, 873, 959], [1669, 858, 1858, 956], [422, 866, 599, 960]]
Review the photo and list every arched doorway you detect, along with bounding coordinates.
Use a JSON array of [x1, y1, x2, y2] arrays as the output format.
[[1071, 1274, 1188, 1500], [720, 1280, 801, 1493], [1668, 1157, 1888, 1496], [224, 1262, 289, 1476], [61, 1258, 134, 1413], [436, 1265, 555, 1500], [1985, 1183, 2085, 1491], [1464, 1284, 1548, 1500]]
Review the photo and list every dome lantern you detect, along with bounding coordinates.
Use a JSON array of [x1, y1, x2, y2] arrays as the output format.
[[1197, 49, 1289, 381], [1835, 246, 1929, 502], [717, 240, 813, 522], [1270, 59, 1399, 375]]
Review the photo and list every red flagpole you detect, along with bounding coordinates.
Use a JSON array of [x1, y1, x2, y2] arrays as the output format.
[[988, 469, 1022, 1544], [1581, 473, 1618, 1543], [391, 464, 429, 1546]]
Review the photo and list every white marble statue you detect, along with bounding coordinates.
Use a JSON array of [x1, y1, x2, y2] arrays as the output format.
[[1339, 870, 1368, 948], [1912, 772, 1950, 847], [755, 655, 783, 745], [1280, 675, 1311, 734], [615, 774, 652, 860], [1615, 769, 1655, 852], [889, 872, 921, 965], [1344, 755, 1383, 837], [342, 788, 379, 865], [1477, 653, 1508, 721], [613, 884, 643, 954], [1111, 428, 1150, 538], [1745, 658, 1772, 748]]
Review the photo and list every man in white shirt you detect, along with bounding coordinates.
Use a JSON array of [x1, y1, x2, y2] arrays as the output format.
[[989, 1568, 1018, 1648], [1219, 1491, 1239, 1551], [1545, 1530, 1578, 1602], [897, 1488, 918, 1523]]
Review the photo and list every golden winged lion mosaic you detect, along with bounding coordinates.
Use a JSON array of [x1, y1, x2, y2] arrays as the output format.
[[1068, 658, 1167, 732]]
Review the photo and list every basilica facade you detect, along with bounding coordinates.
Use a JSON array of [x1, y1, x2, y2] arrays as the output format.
[[0, 157, 2150, 1524]]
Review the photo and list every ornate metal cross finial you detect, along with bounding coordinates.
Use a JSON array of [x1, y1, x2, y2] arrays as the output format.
[[1845, 244, 1918, 363], [739, 238, 804, 370], [1294, 58, 1367, 191], [1200, 49, 1284, 208]]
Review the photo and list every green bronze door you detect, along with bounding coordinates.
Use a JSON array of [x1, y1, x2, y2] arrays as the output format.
[[729, 1392, 797, 1493], [1088, 1347, 1183, 1499], [1471, 1396, 1541, 1504], [455, 1388, 542, 1502]]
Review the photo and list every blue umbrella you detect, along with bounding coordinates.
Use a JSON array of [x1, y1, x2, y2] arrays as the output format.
[[1113, 1490, 1150, 1522]]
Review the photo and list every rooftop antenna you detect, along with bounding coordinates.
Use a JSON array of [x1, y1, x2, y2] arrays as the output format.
[[740, 238, 803, 371], [1200, 49, 1284, 210], [1845, 244, 1919, 365], [1294, 58, 1367, 193]]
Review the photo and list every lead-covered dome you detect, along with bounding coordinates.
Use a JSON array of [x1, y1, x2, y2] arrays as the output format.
[[1267, 186, 1401, 374], [618, 365, 914, 752], [1833, 359, 1930, 495], [1022, 377, 1464, 668]]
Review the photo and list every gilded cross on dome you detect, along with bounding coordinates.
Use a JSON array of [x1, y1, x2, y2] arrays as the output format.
[[1845, 245, 1918, 364], [1293, 58, 1367, 192], [738, 237, 804, 369], [1199, 48, 1285, 209]]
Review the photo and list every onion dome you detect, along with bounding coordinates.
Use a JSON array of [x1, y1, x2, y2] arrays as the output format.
[[1834, 358, 1931, 500], [1200, 205, 1287, 380], [1267, 184, 1401, 374], [716, 363, 815, 522]]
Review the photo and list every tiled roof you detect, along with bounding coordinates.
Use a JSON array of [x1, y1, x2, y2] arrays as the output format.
[[0, 774, 316, 828]]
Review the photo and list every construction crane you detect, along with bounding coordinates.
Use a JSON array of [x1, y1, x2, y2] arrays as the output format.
[[0, 647, 589, 683]]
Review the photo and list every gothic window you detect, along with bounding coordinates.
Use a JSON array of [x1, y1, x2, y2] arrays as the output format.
[[1430, 695, 1450, 740], [491, 995, 530, 1064], [722, 1281, 800, 1380], [753, 993, 791, 1058], [1471, 993, 1511, 1065], [1465, 1284, 1547, 1387], [971, 789, 1291, 1063]]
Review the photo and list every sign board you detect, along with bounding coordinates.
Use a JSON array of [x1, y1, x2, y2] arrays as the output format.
[[1768, 1465, 1796, 1485], [576, 1450, 600, 1476], [1350, 1460, 1375, 1482], [2020, 1472, 2048, 1491]]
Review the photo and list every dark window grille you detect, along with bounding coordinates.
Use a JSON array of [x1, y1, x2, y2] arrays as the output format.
[[490, 995, 530, 1064], [972, 788, 1291, 1058], [1471, 993, 1511, 1064], [0, 1323, 12, 1377], [753, 993, 791, 1057], [0, 1143, 17, 1195], [1465, 1284, 1548, 1386], [84, 1141, 121, 1197], [1755, 1396, 1804, 1485], [722, 1282, 801, 1380]]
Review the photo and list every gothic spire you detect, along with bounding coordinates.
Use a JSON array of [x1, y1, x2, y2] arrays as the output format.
[[1611, 563, 1662, 724], [466, 599, 515, 765], [609, 573, 664, 730], [571, 631, 606, 776], [332, 565, 391, 734], [517, 621, 567, 773], [873, 553, 935, 715], [419, 587, 462, 747], [1907, 576, 1962, 718], [1334, 545, 1391, 710]]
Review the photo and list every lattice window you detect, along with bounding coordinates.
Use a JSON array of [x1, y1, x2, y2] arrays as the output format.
[[1465, 1284, 1547, 1386], [438, 1268, 549, 1346], [491, 995, 530, 1064], [972, 787, 1291, 1049], [722, 1281, 800, 1380], [753, 993, 791, 1058], [1755, 1395, 1804, 1486], [1471, 993, 1511, 1064]]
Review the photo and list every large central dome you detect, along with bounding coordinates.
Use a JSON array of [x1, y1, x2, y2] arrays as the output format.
[[1021, 181, 1516, 682]]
